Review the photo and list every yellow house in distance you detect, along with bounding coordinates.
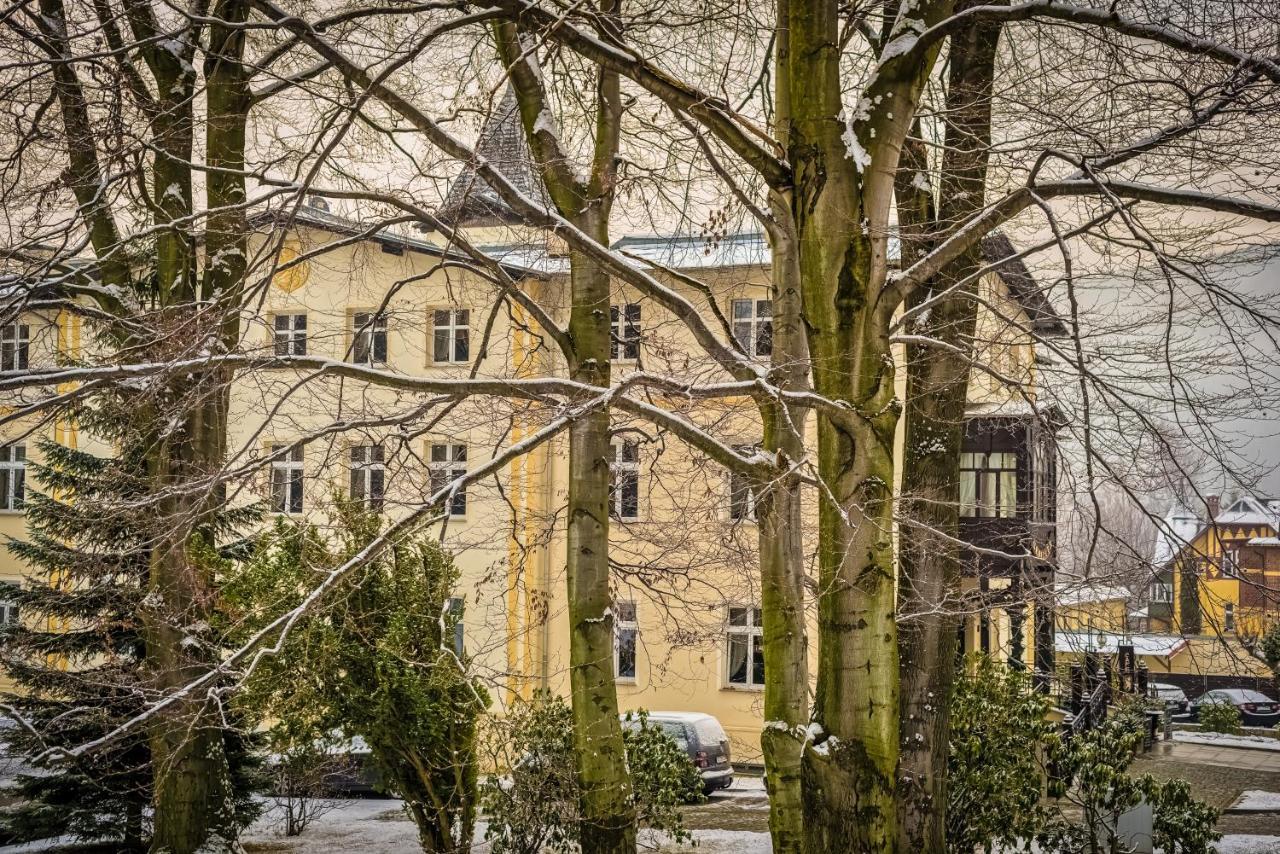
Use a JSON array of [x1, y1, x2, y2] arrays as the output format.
[[1149, 495, 1280, 640], [1, 94, 1071, 759], [1067, 496, 1280, 697]]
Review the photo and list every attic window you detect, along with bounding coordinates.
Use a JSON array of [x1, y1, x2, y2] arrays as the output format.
[[381, 242, 405, 256]]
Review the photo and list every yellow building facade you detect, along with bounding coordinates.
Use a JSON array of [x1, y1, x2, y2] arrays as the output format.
[[0, 202, 1061, 759]]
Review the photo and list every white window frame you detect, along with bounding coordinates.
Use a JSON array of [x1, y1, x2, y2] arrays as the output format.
[[432, 308, 470, 364], [270, 443, 304, 514], [1222, 548, 1241, 577], [1, 324, 29, 371], [351, 311, 388, 365], [1224, 602, 1236, 632], [609, 442, 640, 521], [0, 600, 18, 625], [273, 313, 307, 356], [731, 298, 772, 357], [0, 443, 25, 512], [615, 601, 638, 682], [428, 442, 468, 517], [610, 303, 641, 361], [349, 444, 386, 511], [959, 452, 1018, 518], [1151, 581, 1173, 604], [725, 605, 764, 689]]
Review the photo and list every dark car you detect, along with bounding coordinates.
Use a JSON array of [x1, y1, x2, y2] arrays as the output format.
[[1149, 682, 1189, 716], [1190, 688, 1280, 727], [622, 711, 734, 794]]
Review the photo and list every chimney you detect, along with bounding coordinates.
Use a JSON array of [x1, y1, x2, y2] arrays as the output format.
[[1206, 494, 1220, 519]]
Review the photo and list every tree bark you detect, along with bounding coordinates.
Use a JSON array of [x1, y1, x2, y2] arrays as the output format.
[[145, 2, 249, 848], [896, 9, 1003, 853], [755, 5, 810, 849], [757, 208, 810, 854], [496, 16, 637, 853]]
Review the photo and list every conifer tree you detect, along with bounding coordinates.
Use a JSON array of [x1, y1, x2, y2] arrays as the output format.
[[0, 388, 261, 849]]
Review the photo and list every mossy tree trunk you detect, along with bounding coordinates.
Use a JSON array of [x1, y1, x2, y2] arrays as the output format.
[[756, 6, 810, 847], [780, 2, 951, 850], [895, 10, 1003, 852], [142, 1, 251, 849], [496, 13, 637, 853]]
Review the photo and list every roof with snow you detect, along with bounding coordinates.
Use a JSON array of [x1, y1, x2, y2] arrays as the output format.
[[1152, 503, 1205, 567], [435, 86, 551, 228], [1054, 582, 1131, 608], [1055, 630, 1188, 659], [429, 90, 1066, 332]]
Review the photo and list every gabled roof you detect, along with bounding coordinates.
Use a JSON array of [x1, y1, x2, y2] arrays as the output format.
[[980, 233, 1067, 337], [1152, 503, 1204, 567], [435, 86, 551, 228]]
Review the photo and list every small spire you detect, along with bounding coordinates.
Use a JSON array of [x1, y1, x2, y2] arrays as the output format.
[[436, 85, 550, 228]]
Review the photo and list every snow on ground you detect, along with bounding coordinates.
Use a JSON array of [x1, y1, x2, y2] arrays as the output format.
[[234, 797, 1280, 854], [1174, 731, 1280, 752], [1233, 791, 1280, 812], [1217, 836, 1280, 853]]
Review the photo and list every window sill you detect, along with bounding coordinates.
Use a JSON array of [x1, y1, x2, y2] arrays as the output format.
[[0, 509, 25, 516], [615, 677, 638, 685], [721, 683, 764, 693]]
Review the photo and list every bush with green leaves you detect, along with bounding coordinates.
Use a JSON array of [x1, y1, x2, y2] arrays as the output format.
[[1197, 699, 1243, 734], [946, 654, 1059, 854], [1043, 714, 1220, 854], [225, 501, 487, 853], [480, 694, 703, 854]]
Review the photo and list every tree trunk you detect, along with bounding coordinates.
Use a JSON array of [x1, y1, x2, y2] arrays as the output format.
[[565, 211, 637, 854], [783, 2, 902, 849], [896, 10, 1003, 852], [757, 195, 810, 854], [146, 3, 249, 848]]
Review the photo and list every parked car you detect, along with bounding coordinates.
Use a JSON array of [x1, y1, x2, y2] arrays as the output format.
[[622, 711, 733, 794], [1190, 688, 1280, 727], [1148, 682, 1189, 716]]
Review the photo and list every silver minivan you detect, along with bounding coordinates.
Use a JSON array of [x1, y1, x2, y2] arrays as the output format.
[[622, 711, 734, 793]]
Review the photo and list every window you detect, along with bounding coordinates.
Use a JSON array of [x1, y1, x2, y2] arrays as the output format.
[[428, 443, 467, 517], [0, 444, 25, 511], [731, 299, 772, 357], [445, 597, 465, 657], [728, 458, 756, 522], [432, 309, 470, 364], [959, 452, 1017, 518], [1151, 581, 1174, 604], [1, 324, 29, 371], [273, 313, 307, 356], [351, 311, 388, 364], [1222, 548, 1241, 577], [726, 606, 764, 688], [270, 443, 304, 514], [609, 442, 639, 521], [0, 600, 18, 625], [615, 601, 637, 681], [349, 444, 385, 511], [610, 304, 641, 360], [1224, 603, 1236, 632]]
